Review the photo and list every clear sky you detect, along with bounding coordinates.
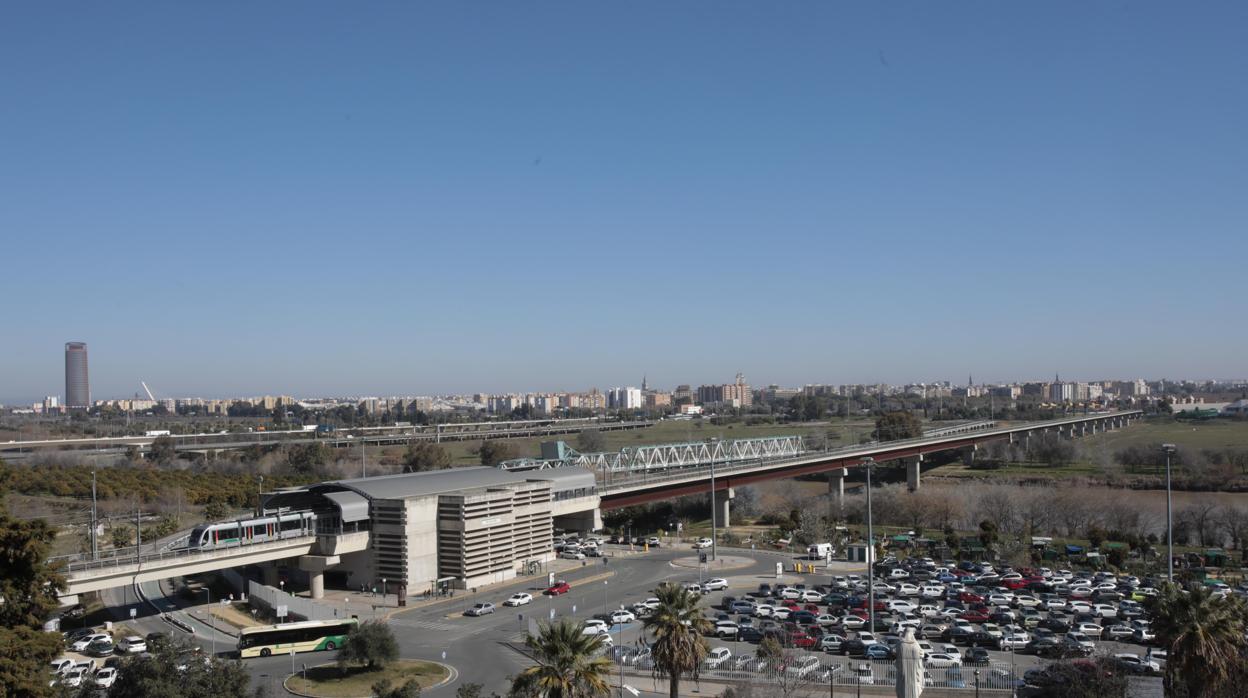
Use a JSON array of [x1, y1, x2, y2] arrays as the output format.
[[2, 2, 1245, 403]]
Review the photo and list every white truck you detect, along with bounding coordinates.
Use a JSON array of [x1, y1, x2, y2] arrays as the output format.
[[807, 543, 833, 560]]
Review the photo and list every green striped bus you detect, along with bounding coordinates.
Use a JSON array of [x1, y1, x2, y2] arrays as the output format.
[[238, 619, 357, 658]]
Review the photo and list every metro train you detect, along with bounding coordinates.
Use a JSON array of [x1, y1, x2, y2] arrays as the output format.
[[187, 510, 317, 549]]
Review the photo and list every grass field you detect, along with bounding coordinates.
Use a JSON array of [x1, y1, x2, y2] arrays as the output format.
[[1081, 417, 1248, 453], [285, 660, 448, 698], [926, 418, 1248, 481]]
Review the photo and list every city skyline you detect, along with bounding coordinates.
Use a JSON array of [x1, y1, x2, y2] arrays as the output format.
[[2, 3, 1245, 401]]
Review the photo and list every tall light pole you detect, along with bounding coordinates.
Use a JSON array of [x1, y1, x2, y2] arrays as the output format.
[[257, 475, 264, 517], [709, 438, 718, 562], [1162, 443, 1176, 583], [204, 588, 214, 657], [862, 456, 876, 635]]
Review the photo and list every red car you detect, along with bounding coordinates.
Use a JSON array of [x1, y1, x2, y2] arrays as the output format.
[[803, 603, 821, 614], [1003, 579, 1029, 591], [789, 631, 817, 648], [959, 591, 984, 604], [959, 610, 990, 623], [544, 581, 571, 595], [781, 600, 800, 610]]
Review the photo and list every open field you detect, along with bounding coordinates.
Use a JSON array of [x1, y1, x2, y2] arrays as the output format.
[[1081, 417, 1248, 452], [285, 660, 448, 698]]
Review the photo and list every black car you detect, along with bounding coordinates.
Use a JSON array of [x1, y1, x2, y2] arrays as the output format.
[[738, 627, 765, 642], [757, 584, 772, 597], [945, 626, 975, 644], [1039, 617, 1071, 633], [792, 611, 817, 626], [840, 639, 869, 656], [966, 631, 996, 647], [963, 647, 991, 665]]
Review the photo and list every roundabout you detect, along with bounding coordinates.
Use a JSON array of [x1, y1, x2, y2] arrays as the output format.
[[284, 660, 454, 698]]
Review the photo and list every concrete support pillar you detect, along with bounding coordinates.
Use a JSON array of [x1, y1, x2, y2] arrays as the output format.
[[905, 456, 922, 492], [262, 563, 280, 587], [309, 571, 324, 600], [961, 445, 977, 466], [713, 488, 734, 528], [828, 468, 847, 503]]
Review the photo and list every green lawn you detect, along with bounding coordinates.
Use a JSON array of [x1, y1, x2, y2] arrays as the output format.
[[285, 660, 448, 698], [1081, 417, 1248, 453]]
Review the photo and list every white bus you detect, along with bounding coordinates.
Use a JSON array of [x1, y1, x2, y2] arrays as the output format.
[[238, 619, 357, 658]]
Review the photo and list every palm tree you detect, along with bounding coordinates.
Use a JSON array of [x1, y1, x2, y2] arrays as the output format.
[[642, 582, 713, 698], [1148, 582, 1248, 697], [511, 618, 613, 698]]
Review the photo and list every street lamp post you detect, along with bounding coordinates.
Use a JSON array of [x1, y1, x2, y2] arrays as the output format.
[[862, 457, 876, 635], [603, 580, 609, 616], [710, 439, 718, 563], [258, 475, 264, 517], [204, 588, 214, 658], [1162, 443, 1176, 583]]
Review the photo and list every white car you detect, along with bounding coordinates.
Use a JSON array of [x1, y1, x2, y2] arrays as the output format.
[[1114, 654, 1161, 674], [703, 578, 728, 591], [119, 636, 148, 654], [583, 619, 609, 635], [1093, 604, 1118, 619], [780, 588, 803, 600], [713, 621, 739, 638], [785, 655, 821, 677], [71, 633, 110, 652], [62, 669, 87, 688], [925, 653, 962, 668], [94, 667, 119, 688], [465, 602, 496, 616], [560, 550, 586, 560], [753, 604, 775, 618], [49, 658, 74, 675], [703, 647, 732, 669], [504, 593, 533, 606], [800, 589, 824, 602], [608, 610, 636, 625], [693, 538, 713, 549]]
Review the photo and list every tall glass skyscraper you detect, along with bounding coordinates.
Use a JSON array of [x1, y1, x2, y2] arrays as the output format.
[[65, 341, 90, 408]]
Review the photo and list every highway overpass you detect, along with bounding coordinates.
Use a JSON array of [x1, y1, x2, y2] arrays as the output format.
[[593, 411, 1143, 518]]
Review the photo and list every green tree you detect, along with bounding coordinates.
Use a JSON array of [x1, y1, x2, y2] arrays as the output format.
[[872, 411, 922, 441], [643, 582, 713, 698], [373, 678, 422, 698], [111, 525, 133, 549], [0, 502, 65, 698], [403, 442, 451, 473], [203, 500, 229, 522], [479, 440, 518, 466], [575, 429, 607, 453], [286, 443, 329, 475], [510, 619, 611, 698], [109, 636, 255, 697], [1021, 657, 1128, 697], [755, 636, 783, 662], [150, 435, 177, 464], [1147, 583, 1248, 698], [337, 621, 400, 673], [977, 520, 999, 554]]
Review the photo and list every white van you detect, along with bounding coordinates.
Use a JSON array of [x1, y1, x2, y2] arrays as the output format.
[[807, 543, 833, 560]]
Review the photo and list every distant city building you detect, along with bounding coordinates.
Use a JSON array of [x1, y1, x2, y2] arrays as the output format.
[[42, 396, 60, 414], [645, 391, 672, 410], [64, 341, 90, 408], [608, 387, 642, 410], [673, 385, 694, 404]]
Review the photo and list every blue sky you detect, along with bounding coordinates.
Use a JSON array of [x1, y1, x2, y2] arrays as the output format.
[[2, 2, 1245, 402]]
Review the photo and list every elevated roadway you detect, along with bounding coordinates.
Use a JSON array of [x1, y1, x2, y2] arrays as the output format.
[[596, 410, 1143, 513]]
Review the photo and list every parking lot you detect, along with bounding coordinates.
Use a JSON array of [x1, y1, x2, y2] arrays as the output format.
[[555, 537, 1173, 692]]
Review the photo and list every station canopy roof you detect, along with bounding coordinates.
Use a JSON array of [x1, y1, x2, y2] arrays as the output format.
[[320, 490, 370, 522]]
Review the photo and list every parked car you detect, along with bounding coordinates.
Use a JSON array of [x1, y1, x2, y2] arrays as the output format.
[[110, 636, 142, 655], [702, 647, 732, 669], [93, 667, 119, 688], [86, 639, 115, 657], [925, 652, 962, 668], [71, 633, 110, 652], [609, 610, 636, 625]]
